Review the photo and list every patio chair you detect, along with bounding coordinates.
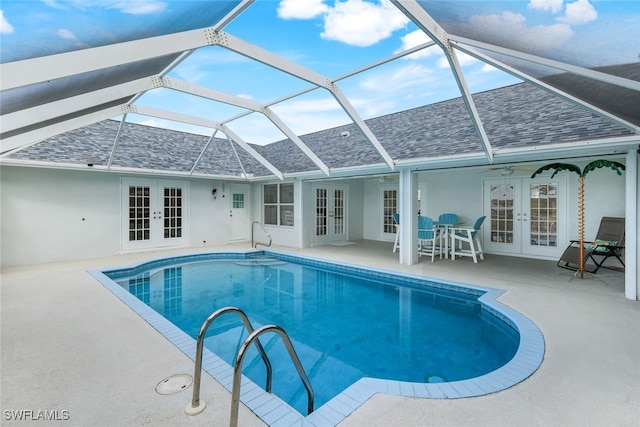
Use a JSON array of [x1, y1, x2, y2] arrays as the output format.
[[451, 216, 486, 263], [437, 213, 459, 257], [438, 213, 458, 224], [281, 210, 294, 226], [557, 216, 625, 273], [392, 213, 400, 253], [418, 216, 442, 262]]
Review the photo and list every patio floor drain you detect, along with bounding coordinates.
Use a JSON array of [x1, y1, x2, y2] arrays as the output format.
[[156, 374, 193, 395]]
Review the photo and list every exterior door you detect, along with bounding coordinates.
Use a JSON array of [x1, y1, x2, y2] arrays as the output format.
[[313, 185, 347, 244], [379, 185, 424, 241], [483, 176, 566, 259], [380, 186, 398, 241], [229, 184, 250, 241], [122, 179, 188, 251]]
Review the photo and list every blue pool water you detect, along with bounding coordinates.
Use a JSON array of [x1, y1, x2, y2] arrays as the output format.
[[102, 252, 523, 415]]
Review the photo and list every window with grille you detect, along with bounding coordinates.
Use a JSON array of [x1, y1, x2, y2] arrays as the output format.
[[232, 193, 244, 208], [264, 183, 294, 226]]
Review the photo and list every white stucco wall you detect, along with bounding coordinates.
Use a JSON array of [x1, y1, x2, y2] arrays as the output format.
[[0, 166, 232, 267], [1, 166, 121, 266]]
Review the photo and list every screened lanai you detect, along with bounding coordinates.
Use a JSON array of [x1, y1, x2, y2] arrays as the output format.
[[1, 0, 638, 299]]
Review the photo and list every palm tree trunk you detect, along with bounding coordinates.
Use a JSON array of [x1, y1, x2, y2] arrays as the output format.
[[578, 175, 585, 278]]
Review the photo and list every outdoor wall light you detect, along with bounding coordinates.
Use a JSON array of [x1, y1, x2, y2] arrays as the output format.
[[212, 188, 217, 199]]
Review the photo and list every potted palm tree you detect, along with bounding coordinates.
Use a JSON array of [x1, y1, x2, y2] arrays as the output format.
[[531, 159, 625, 278]]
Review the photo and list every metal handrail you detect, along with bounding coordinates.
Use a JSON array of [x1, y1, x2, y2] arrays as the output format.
[[251, 221, 272, 248], [186, 307, 272, 415], [230, 324, 314, 427]]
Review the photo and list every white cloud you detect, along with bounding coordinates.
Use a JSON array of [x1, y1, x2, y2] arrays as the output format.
[[276, 0, 409, 47], [436, 51, 478, 69], [469, 11, 574, 51], [43, 1, 167, 15], [138, 118, 165, 128], [42, 0, 67, 9], [172, 48, 251, 83], [137, 117, 212, 136], [57, 28, 77, 40], [277, 0, 328, 19], [481, 63, 499, 73], [558, 0, 597, 25], [108, 1, 167, 15], [269, 97, 350, 135], [395, 30, 441, 59], [0, 10, 14, 34], [528, 0, 564, 14], [320, 0, 409, 47]]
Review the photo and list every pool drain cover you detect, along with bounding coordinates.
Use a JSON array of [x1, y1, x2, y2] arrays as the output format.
[[156, 374, 192, 395], [424, 373, 447, 383]]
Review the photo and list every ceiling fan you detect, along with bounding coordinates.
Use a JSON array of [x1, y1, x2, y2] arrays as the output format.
[[485, 166, 535, 176]]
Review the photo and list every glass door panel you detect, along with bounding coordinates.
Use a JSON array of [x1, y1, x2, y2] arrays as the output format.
[[163, 186, 183, 239], [488, 183, 519, 251], [315, 188, 327, 237], [313, 185, 347, 244], [333, 188, 344, 234], [524, 179, 565, 257], [129, 185, 151, 242], [529, 184, 558, 248], [382, 188, 398, 239]]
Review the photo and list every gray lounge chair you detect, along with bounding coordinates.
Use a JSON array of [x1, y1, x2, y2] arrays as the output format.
[[557, 216, 625, 273]]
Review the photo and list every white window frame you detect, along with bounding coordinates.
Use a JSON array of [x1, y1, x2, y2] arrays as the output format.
[[263, 182, 295, 227]]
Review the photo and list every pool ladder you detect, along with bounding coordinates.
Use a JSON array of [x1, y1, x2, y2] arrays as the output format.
[[252, 221, 272, 248], [186, 306, 314, 427]]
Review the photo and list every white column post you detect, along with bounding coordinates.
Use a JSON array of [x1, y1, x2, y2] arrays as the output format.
[[399, 169, 419, 265], [625, 149, 638, 300]]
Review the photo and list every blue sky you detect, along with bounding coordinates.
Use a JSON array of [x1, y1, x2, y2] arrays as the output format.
[[1, 0, 638, 144]]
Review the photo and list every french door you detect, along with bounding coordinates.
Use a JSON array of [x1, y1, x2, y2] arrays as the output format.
[[381, 186, 398, 241], [483, 176, 566, 259], [379, 185, 425, 241], [313, 184, 347, 244], [121, 179, 188, 251]]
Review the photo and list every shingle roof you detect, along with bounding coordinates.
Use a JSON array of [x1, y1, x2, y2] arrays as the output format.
[[9, 82, 633, 178]]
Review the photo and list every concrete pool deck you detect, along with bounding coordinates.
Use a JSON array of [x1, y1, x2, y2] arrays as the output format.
[[1, 240, 639, 426]]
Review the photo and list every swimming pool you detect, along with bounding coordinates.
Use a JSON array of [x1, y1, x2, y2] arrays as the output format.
[[91, 250, 544, 426]]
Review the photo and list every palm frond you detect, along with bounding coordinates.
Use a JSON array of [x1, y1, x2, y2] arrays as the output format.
[[531, 163, 581, 179], [583, 160, 626, 176]]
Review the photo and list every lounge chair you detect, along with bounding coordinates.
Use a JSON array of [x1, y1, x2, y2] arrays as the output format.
[[451, 216, 486, 263], [418, 216, 442, 262], [557, 216, 625, 273]]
